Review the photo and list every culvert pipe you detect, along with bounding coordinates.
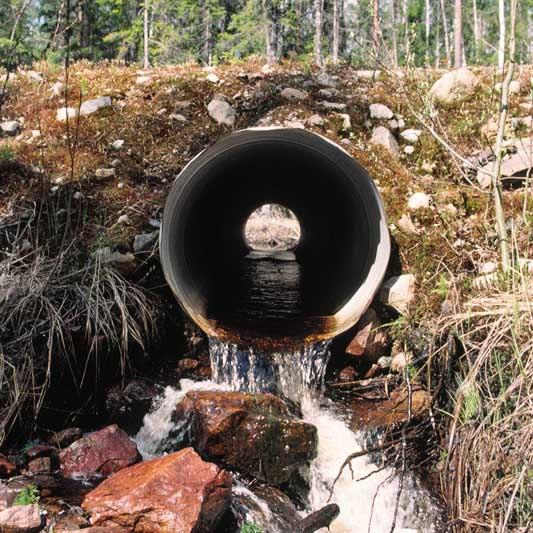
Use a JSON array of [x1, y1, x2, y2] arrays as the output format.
[[160, 128, 390, 349]]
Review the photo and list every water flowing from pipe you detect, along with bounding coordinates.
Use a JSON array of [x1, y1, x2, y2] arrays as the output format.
[[135, 338, 439, 532]]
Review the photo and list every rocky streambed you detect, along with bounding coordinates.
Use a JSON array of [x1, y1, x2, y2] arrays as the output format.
[[0, 333, 441, 533]]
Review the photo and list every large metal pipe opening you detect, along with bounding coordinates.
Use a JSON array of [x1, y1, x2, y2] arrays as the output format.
[[160, 128, 390, 348]]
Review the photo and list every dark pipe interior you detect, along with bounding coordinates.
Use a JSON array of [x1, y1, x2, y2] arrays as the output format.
[[161, 129, 388, 346]]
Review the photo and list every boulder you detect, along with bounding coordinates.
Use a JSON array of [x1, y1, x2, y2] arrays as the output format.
[[173, 391, 318, 485], [169, 113, 187, 122], [346, 307, 389, 361], [429, 68, 479, 104], [82, 448, 231, 533], [206, 73, 219, 83], [280, 88, 307, 101], [370, 126, 400, 156], [56, 107, 78, 122], [59, 424, 140, 479], [207, 98, 236, 126], [476, 137, 533, 188], [0, 504, 41, 532], [318, 88, 341, 99], [1, 121, 21, 136], [79, 97, 112, 116], [408, 192, 431, 210], [379, 274, 416, 315], [404, 145, 415, 155], [369, 103, 393, 120]]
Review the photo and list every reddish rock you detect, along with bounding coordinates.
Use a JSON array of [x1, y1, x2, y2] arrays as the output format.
[[0, 454, 16, 478], [58, 527, 126, 533], [26, 444, 55, 460], [49, 428, 83, 448], [346, 308, 389, 361], [0, 504, 42, 532], [338, 366, 358, 382], [177, 358, 199, 372], [173, 391, 317, 485], [59, 424, 140, 479], [27, 456, 51, 474], [82, 448, 231, 533]]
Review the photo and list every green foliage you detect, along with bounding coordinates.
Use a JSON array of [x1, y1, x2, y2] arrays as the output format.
[[432, 275, 449, 299], [14, 485, 39, 506], [0, 144, 14, 162], [240, 523, 264, 533]]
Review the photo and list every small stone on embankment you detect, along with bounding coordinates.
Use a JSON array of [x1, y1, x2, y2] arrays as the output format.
[[315, 72, 338, 88], [207, 97, 236, 126], [280, 87, 307, 101], [346, 307, 388, 362], [370, 126, 399, 156], [1, 121, 21, 136], [133, 231, 158, 253], [429, 68, 479, 104], [320, 101, 346, 111], [369, 103, 393, 120], [111, 139, 124, 150], [400, 129, 422, 143], [307, 114, 325, 126], [56, 107, 78, 122], [59, 424, 140, 479], [408, 191, 431, 210], [206, 73, 219, 83], [379, 274, 416, 315], [172, 390, 318, 485], [95, 168, 115, 179], [0, 504, 42, 533], [79, 96, 112, 116], [82, 448, 231, 533]]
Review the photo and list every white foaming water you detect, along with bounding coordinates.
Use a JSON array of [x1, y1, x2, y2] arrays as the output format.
[[135, 378, 228, 458], [135, 339, 439, 532]]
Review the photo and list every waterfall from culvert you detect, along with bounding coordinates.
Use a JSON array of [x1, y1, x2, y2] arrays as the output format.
[[135, 339, 438, 532]]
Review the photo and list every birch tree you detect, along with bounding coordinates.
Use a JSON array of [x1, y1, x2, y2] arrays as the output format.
[[143, 0, 149, 68], [314, 0, 322, 66], [439, 0, 451, 66], [491, 0, 518, 271], [497, 0, 505, 71], [453, 0, 462, 68], [332, 0, 340, 64]]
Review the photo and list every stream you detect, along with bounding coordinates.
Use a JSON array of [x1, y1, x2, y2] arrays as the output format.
[[135, 339, 439, 532]]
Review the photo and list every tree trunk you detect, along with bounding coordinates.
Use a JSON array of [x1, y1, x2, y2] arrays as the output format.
[[332, 0, 340, 64], [203, 1, 211, 65], [472, 0, 479, 62], [392, 0, 398, 67], [143, 0, 149, 69], [425, 0, 430, 64], [402, 0, 409, 61], [453, 0, 462, 68], [264, 0, 276, 64], [372, 0, 380, 57], [439, 0, 451, 66], [498, 0, 505, 71], [435, 3, 440, 68], [314, 0, 322, 66], [491, 0, 518, 272]]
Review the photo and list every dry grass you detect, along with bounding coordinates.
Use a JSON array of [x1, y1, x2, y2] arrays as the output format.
[[0, 192, 157, 444], [436, 253, 533, 531]]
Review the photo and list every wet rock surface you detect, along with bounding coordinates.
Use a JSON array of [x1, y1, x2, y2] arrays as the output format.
[[173, 390, 318, 485], [59, 424, 140, 479], [82, 447, 231, 533]]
